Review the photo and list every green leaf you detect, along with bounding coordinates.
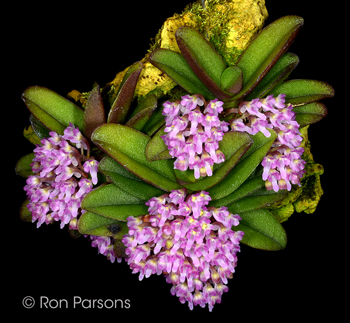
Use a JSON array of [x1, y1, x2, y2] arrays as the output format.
[[227, 188, 287, 213], [23, 124, 42, 145], [125, 100, 158, 131], [220, 66, 243, 94], [22, 86, 84, 134], [81, 183, 148, 220], [175, 26, 230, 100], [149, 48, 215, 100], [233, 16, 304, 100], [19, 200, 32, 222], [82, 183, 146, 207], [293, 102, 328, 127], [29, 114, 51, 140], [207, 129, 277, 201], [129, 93, 157, 119], [267, 79, 335, 106], [233, 209, 287, 250], [246, 52, 299, 100], [145, 125, 171, 161], [83, 84, 106, 140], [183, 131, 252, 191], [91, 123, 182, 191], [15, 153, 35, 178], [78, 211, 128, 238], [98, 156, 166, 200], [209, 174, 265, 207], [141, 101, 166, 137], [107, 61, 143, 124]]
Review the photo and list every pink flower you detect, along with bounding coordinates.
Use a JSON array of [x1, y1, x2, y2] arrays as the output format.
[[83, 159, 99, 185], [204, 98, 224, 116], [88, 236, 119, 263], [62, 123, 89, 151], [181, 94, 204, 114], [188, 108, 204, 135]]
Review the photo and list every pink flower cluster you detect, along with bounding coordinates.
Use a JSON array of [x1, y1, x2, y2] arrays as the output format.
[[24, 123, 99, 229], [122, 188, 244, 311], [87, 235, 119, 263], [230, 94, 305, 191], [161, 95, 229, 179]]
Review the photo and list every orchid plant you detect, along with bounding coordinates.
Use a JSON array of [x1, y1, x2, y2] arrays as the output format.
[[16, 0, 334, 312]]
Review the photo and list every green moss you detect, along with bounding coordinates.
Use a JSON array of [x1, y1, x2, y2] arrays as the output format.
[[184, 0, 242, 66], [293, 174, 323, 214], [269, 203, 294, 223]]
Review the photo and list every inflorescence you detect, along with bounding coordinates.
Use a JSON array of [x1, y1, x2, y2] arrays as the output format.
[[24, 123, 99, 229], [122, 188, 244, 311], [162, 95, 229, 179], [229, 94, 305, 192]]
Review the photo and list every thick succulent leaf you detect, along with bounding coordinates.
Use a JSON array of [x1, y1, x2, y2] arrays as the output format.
[[125, 102, 158, 131], [209, 174, 265, 207], [19, 200, 32, 222], [22, 86, 84, 133], [175, 26, 231, 100], [227, 188, 287, 213], [99, 156, 165, 200], [293, 102, 328, 127], [141, 101, 166, 137], [83, 84, 106, 140], [91, 123, 182, 191], [220, 66, 243, 94], [246, 52, 299, 100], [23, 125, 42, 145], [145, 125, 171, 161], [232, 16, 304, 101], [82, 205, 147, 222], [29, 114, 51, 140], [15, 153, 35, 178], [78, 211, 128, 238], [24, 99, 66, 134], [149, 48, 215, 100], [130, 94, 157, 119], [207, 129, 277, 201], [233, 209, 287, 250], [174, 168, 197, 185], [81, 183, 148, 220], [267, 79, 335, 106], [183, 131, 253, 191], [107, 61, 143, 124]]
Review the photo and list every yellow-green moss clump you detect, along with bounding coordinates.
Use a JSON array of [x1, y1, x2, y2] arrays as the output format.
[[104, 0, 268, 104]]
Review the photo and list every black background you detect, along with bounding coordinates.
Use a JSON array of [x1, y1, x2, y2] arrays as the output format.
[[7, 0, 344, 319]]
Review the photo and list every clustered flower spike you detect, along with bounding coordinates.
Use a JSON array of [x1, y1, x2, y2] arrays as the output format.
[[230, 94, 305, 192], [162, 95, 229, 179], [87, 235, 121, 264], [24, 123, 99, 229], [122, 188, 244, 311]]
